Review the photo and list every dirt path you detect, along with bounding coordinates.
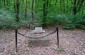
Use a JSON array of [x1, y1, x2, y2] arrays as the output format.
[[0, 28, 85, 55]]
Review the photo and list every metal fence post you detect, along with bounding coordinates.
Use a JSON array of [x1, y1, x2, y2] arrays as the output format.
[[15, 29, 18, 52], [56, 27, 59, 48]]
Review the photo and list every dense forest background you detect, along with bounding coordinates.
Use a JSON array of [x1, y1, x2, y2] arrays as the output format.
[[0, 0, 85, 30]]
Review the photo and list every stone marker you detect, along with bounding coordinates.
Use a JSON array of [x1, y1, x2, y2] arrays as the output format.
[[29, 27, 46, 40], [31, 27, 45, 34]]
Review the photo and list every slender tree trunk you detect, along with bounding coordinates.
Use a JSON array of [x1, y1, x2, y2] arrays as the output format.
[[0, 0, 2, 7], [32, 0, 34, 20], [14, 0, 16, 12], [60, 0, 62, 13], [63, 0, 65, 12], [3, 0, 6, 6], [25, 0, 28, 18], [49, 0, 51, 8], [6, 0, 9, 6], [73, 0, 84, 15], [42, 0, 48, 27], [6, 0, 10, 10], [35, 0, 37, 13], [77, 0, 84, 13], [43, 0, 46, 27], [73, 0, 77, 15], [16, 0, 20, 22], [66, 0, 68, 13], [55, 0, 57, 6], [46, 0, 48, 16]]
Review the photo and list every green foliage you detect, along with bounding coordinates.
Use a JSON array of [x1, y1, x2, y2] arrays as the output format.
[[45, 13, 85, 30], [0, 8, 30, 30], [0, 0, 85, 30], [63, 14, 85, 30], [0, 8, 15, 30]]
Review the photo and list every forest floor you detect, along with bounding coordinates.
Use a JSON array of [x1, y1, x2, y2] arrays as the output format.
[[0, 27, 85, 55]]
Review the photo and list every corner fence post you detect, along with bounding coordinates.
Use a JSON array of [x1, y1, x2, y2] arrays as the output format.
[[15, 29, 18, 52], [56, 27, 59, 48]]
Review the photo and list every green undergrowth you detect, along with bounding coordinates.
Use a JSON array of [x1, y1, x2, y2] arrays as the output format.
[[0, 8, 85, 30]]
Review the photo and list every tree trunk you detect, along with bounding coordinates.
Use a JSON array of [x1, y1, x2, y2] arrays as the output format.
[[3, 0, 6, 6], [55, 0, 57, 6], [25, 0, 28, 18], [73, 0, 77, 15], [16, 0, 20, 22], [43, 0, 46, 27], [77, 0, 84, 13], [73, 0, 84, 15], [32, 0, 34, 20]]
